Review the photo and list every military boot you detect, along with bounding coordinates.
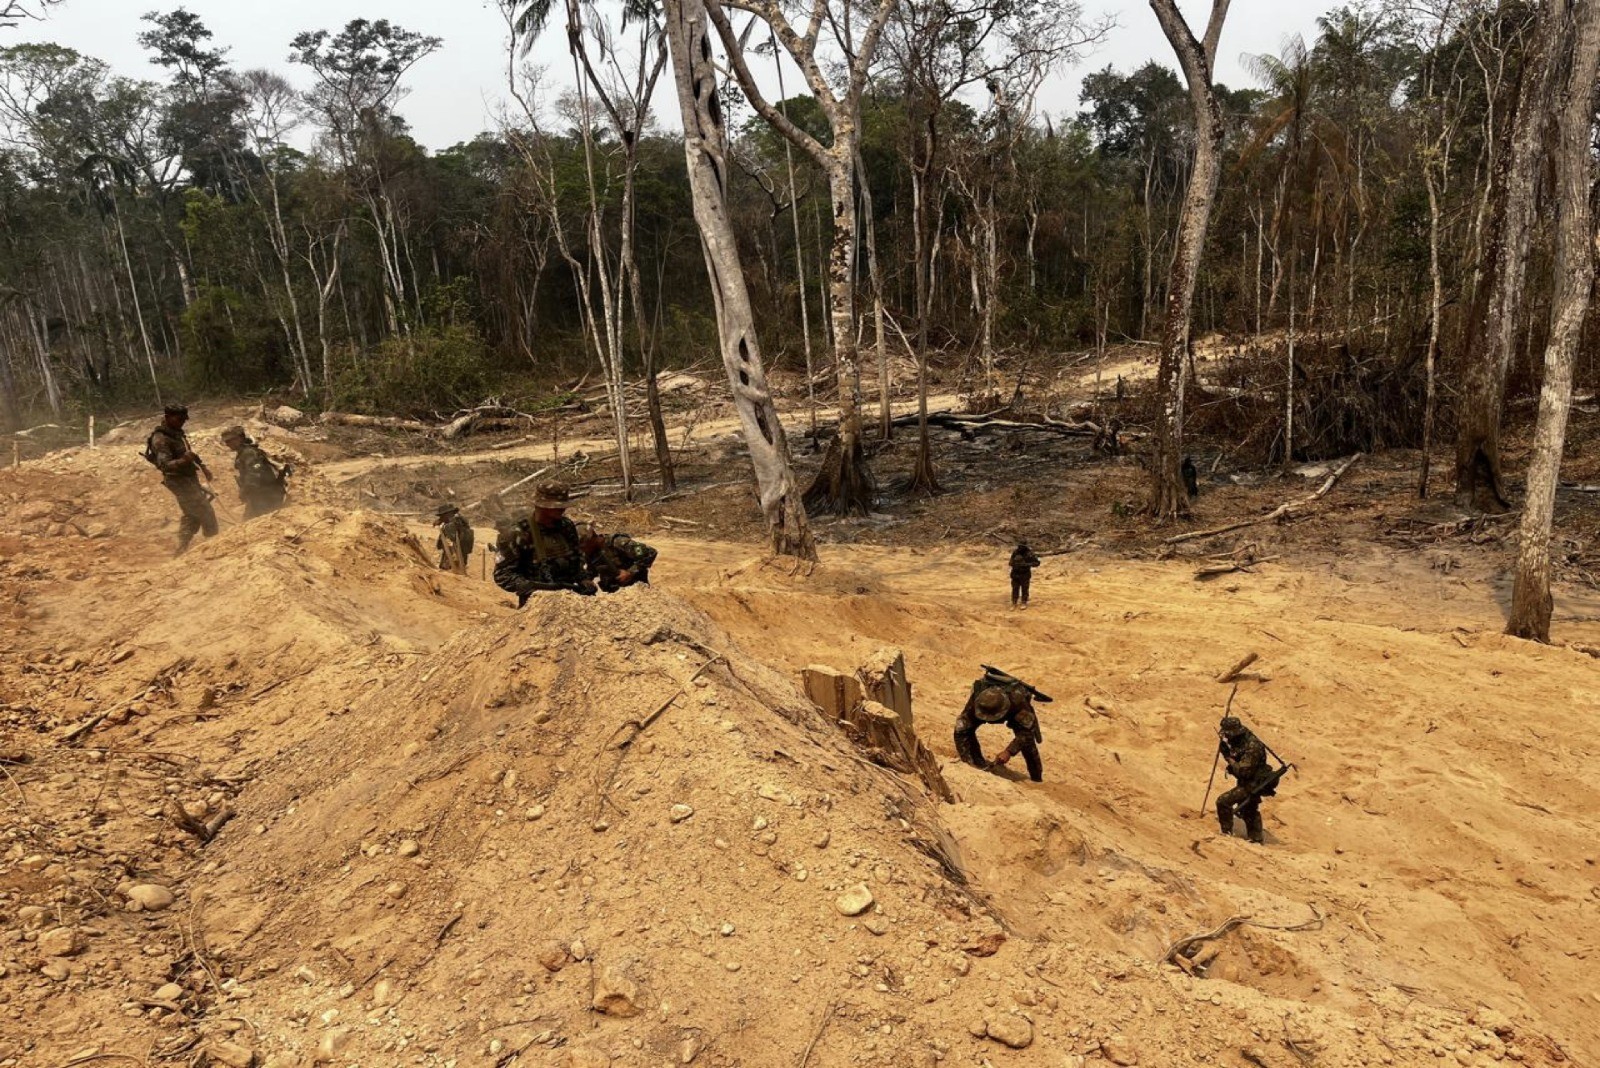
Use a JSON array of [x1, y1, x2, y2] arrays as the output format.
[[1243, 817, 1265, 845], [1217, 815, 1233, 837]]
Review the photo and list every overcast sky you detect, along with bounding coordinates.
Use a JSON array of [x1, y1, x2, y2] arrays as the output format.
[[8, 0, 1344, 150]]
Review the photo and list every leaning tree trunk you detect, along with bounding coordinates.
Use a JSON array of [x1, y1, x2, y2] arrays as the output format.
[[663, 0, 816, 560], [804, 151, 875, 516], [906, 140, 942, 494], [1454, 7, 1562, 510], [1507, 0, 1600, 642], [1147, 0, 1230, 520]]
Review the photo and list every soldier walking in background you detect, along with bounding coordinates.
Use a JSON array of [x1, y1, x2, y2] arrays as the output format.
[[144, 404, 217, 555], [1215, 715, 1283, 845], [1009, 541, 1041, 607], [435, 504, 474, 573]]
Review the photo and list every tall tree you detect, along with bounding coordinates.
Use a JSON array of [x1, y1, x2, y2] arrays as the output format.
[[1146, 0, 1231, 519], [1506, 0, 1600, 641], [661, 0, 815, 558], [703, 0, 898, 516]]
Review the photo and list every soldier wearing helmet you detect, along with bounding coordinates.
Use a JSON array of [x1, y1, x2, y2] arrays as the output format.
[[144, 403, 217, 554], [434, 503, 474, 572], [220, 425, 288, 518], [954, 673, 1044, 782], [1216, 715, 1272, 844]]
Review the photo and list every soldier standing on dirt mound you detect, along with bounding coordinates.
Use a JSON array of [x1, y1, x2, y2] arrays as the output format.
[[1009, 541, 1041, 607], [220, 426, 288, 518], [953, 668, 1047, 782], [1215, 715, 1278, 844], [144, 404, 218, 555], [435, 504, 474, 573], [578, 524, 658, 592]]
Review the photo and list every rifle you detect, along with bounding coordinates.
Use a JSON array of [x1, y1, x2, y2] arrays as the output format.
[[1234, 762, 1295, 806], [980, 664, 1054, 703]]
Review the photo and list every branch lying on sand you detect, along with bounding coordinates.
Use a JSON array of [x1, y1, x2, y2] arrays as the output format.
[[1165, 454, 1362, 546], [1162, 905, 1325, 964]]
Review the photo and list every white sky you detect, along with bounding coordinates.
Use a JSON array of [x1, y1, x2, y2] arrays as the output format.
[[6, 0, 1345, 150]]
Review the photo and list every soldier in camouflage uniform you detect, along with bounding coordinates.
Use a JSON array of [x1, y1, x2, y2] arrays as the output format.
[[578, 524, 658, 592], [1215, 715, 1273, 844], [220, 426, 288, 518], [435, 504, 475, 573], [953, 676, 1044, 782], [145, 404, 218, 554], [492, 483, 594, 606], [1009, 541, 1041, 607]]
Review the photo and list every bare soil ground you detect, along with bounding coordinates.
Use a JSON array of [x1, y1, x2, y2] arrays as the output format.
[[2, 350, 1598, 1068]]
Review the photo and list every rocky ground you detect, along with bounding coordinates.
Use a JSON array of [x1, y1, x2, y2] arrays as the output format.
[[2, 362, 1598, 1067]]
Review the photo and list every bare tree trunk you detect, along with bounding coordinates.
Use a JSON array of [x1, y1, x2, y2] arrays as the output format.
[[1147, 0, 1231, 520], [1508, 0, 1600, 642], [1420, 152, 1444, 498], [907, 154, 941, 493], [1455, 6, 1562, 509], [110, 201, 162, 405], [805, 153, 875, 515], [663, 0, 815, 559], [857, 147, 891, 441]]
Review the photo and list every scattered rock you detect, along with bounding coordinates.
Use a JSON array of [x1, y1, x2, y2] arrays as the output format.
[[373, 978, 399, 1006], [154, 982, 184, 1002], [678, 1034, 703, 1063], [18, 854, 48, 873], [565, 1047, 611, 1067], [985, 1016, 1034, 1050], [570, 939, 589, 961], [267, 405, 309, 428], [206, 1039, 257, 1067], [313, 1028, 351, 1063], [397, 839, 420, 858], [383, 881, 407, 900], [591, 964, 641, 1017], [38, 927, 86, 957], [127, 884, 176, 912], [1471, 1006, 1515, 1038], [669, 803, 694, 823], [863, 915, 889, 936], [835, 884, 874, 917], [757, 783, 793, 804], [40, 961, 70, 981], [17, 905, 47, 928], [1102, 1035, 1139, 1065], [537, 943, 569, 972], [526, 805, 545, 821]]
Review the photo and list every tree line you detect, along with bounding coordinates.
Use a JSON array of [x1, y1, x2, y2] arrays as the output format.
[[1, 0, 1597, 639]]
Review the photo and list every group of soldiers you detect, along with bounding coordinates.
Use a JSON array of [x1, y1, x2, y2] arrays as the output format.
[[955, 665, 1289, 846], [145, 404, 290, 554], [439, 481, 660, 606]]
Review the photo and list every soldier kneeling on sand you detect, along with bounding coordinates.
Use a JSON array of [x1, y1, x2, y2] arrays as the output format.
[[954, 670, 1045, 783], [578, 524, 658, 592]]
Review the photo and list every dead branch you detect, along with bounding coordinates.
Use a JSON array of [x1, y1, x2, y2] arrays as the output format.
[[1216, 652, 1259, 683], [1166, 454, 1362, 546], [1162, 905, 1324, 964], [57, 710, 109, 746], [318, 412, 434, 432]]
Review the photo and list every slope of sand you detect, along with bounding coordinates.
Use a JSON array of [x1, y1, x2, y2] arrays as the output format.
[[1, 443, 1594, 1067]]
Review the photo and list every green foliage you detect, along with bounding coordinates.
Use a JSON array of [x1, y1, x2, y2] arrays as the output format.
[[330, 325, 492, 415]]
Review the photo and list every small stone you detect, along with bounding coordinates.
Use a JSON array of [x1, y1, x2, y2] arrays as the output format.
[[814, 831, 831, 849], [314, 1028, 351, 1063], [373, 978, 399, 1006], [570, 939, 589, 961], [679, 1035, 703, 1063], [155, 983, 184, 1002], [757, 784, 792, 804], [397, 839, 420, 857], [206, 1039, 257, 1067], [720, 923, 735, 937], [591, 964, 641, 1016], [18, 854, 48, 873], [565, 1048, 611, 1068], [537, 943, 568, 972], [835, 884, 874, 917], [863, 915, 889, 936], [127, 884, 176, 911], [383, 881, 407, 900], [669, 804, 694, 824], [38, 927, 86, 957], [967, 1020, 988, 1038], [40, 961, 70, 981], [526, 804, 545, 821], [17, 905, 47, 928], [985, 1016, 1034, 1050], [1102, 1035, 1139, 1065]]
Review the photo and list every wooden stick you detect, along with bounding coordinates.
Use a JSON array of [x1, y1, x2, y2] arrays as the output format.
[[1165, 453, 1362, 545], [1217, 653, 1259, 684]]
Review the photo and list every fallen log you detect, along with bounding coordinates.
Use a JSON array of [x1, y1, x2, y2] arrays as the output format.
[[1165, 454, 1362, 546], [318, 412, 434, 432]]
